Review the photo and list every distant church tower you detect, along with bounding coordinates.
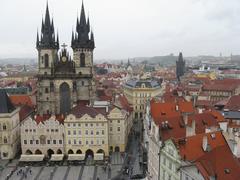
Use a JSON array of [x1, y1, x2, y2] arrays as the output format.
[[176, 52, 185, 81], [36, 2, 95, 115]]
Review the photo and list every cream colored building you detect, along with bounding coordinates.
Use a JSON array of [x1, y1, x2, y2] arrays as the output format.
[[124, 79, 164, 119], [64, 104, 109, 158], [0, 89, 21, 159], [108, 106, 131, 152], [21, 115, 65, 157]]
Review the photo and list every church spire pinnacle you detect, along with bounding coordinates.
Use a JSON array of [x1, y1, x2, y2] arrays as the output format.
[[36, 30, 39, 48], [38, 2, 59, 49]]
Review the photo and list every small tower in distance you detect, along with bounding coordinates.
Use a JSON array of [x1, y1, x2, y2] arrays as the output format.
[[176, 52, 186, 81]]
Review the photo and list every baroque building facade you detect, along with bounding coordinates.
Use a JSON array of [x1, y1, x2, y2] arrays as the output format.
[[36, 3, 95, 115]]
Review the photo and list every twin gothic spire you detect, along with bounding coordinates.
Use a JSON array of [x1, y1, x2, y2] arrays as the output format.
[[36, 3, 59, 49], [71, 2, 95, 49], [36, 2, 95, 50]]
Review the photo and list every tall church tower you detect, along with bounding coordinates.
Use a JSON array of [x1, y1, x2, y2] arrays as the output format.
[[176, 52, 186, 81], [36, 3, 95, 115]]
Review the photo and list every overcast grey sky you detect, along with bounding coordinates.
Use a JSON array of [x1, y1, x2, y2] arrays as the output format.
[[0, 0, 240, 59]]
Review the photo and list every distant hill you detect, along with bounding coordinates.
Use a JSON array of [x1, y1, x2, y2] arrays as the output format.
[[0, 58, 36, 65]]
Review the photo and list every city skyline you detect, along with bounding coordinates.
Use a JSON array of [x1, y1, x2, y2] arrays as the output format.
[[1, 0, 240, 59]]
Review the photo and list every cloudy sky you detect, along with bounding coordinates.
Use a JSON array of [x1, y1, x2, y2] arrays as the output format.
[[0, 0, 240, 60]]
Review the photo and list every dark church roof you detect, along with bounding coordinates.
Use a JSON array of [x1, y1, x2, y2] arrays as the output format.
[[71, 2, 95, 49], [0, 89, 16, 113], [125, 79, 161, 88], [36, 3, 59, 49]]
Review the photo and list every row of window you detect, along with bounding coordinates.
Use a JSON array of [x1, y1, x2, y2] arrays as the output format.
[[109, 127, 121, 132], [25, 129, 59, 133], [68, 130, 105, 136], [68, 139, 105, 145], [24, 139, 62, 145], [67, 122, 105, 127]]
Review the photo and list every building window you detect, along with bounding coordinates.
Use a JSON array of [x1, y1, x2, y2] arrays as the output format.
[[86, 130, 88, 135], [67, 123, 70, 127], [102, 130, 104, 135], [102, 140, 105, 144], [36, 140, 39, 144], [91, 130, 93, 135], [25, 129, 28, 132], [51, 129, 54, 132], [91, 140, 94, 145], [55, 129, 58, 132], [168, 175, 171, 180], [86, 140, 88, 145], [90, 123, 93, 127], [85, 123, 88, 127], [80, 53, 85, 67], [74, 139, 77, 144], [102, 123, 104, 126], [68, 130, 71, 135], [59, 140, 62, 144], [117, 120, 120, 123], [163, 157, 166, 165], [68, 140, 71, 144], [47, 129, 49, 132], [96, 131, 99, 135], [44, 54, 49, 68], [118, 127, 121, 131], [82, 81, 84, 86], [53, 140, 56, 144], [110, 127, 112, 131], [78, 123, 81, 127], [73, 130, 76, 135], [79, 140, 82, 145], [30, 140, 33, 144], [73, 123, 76, 127], [33, 129, 36, 133], [24, 140, 27, 144], [169, 162, 172, 170], [78, 130, 81, 135], [96, 123, 99, 126], [47, 140, 51, 144], [45, 88, 49, 93]]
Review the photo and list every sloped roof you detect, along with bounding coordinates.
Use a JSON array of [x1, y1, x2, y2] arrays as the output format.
[[70, 104, 107, 118], [196, 145, 240, 180], [0, 89, 16, 113], [224, 95, 240, 111], [9, 95, 34, 107], [178, 131, 226, 161]]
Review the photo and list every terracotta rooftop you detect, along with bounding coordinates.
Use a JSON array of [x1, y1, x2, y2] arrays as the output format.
[[224, 95, 240, 111], [70, 104, 107, 118], [178, 131, 226, 162], [19, 105, 34, 121], [196, 145, 240, 180], [35, 114, 65, 124], [150, 99, 194, 121], [9, 95, 35, 107]]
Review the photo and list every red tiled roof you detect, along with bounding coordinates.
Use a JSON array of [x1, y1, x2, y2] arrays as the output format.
[[196, 145, 240, 180], [9, 95, 34, 107], [157, 115, 186, 141], [70, 104, 106, 118], [35, 114, 65, 124], [203, 84, 237, 91], [19, 105, 34, 121], [118, 94, 133, 112], [204, 110, 225, 122], [150, 99, 194, 121], [178, 131, 226, 161], [224, 95, 240, 111], [187, 113, 219, 134]]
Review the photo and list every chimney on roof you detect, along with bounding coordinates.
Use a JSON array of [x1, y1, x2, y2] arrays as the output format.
[[183, 113, 188, 125], [202, 135, 208, 152], [176, 105, 179, 111]]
